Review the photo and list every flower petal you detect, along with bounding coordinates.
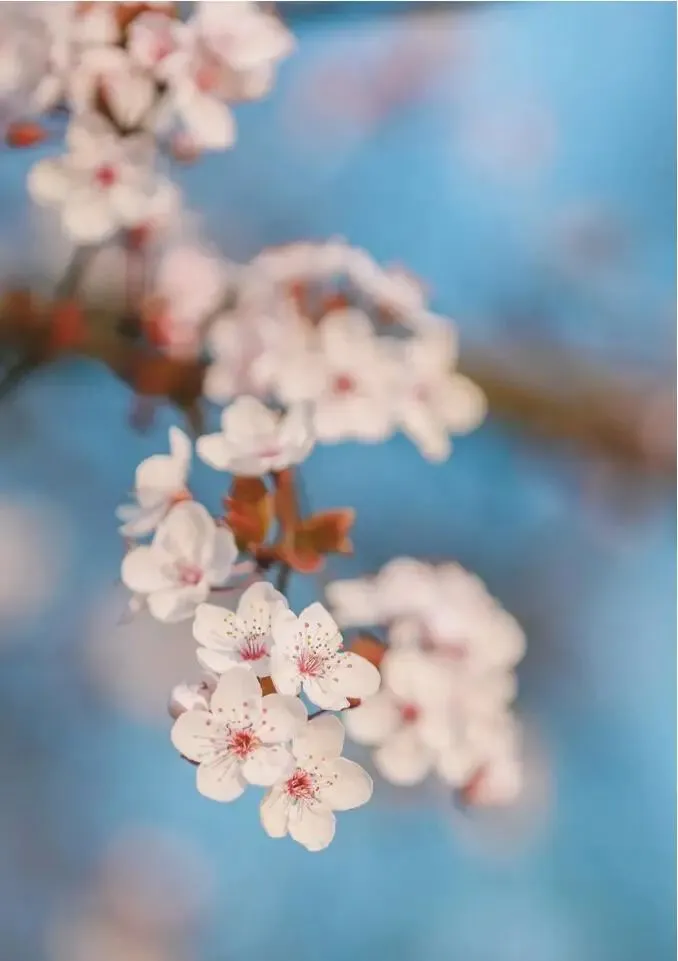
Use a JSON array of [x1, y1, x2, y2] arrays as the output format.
[[293, 714, 345, 761], [154, 501, 215, 568], [208, 526, 238, 585], [209, 667, 262, 725], [288, 801, 336, 852], [318, 758, 373, 811], [342, 691, 400, 746], [195, 431, 230, 470], [197, 754, 246, 802], [27, 158, 72, 206], [241, 744, 293, 786], [171, 709, 221, 762], [193, 602, 242, 651], [302, 678, 349, 711], [62, 189, 117, 244], [117, 502, 168, 538], [270, 608, 303, 657], [260, 786, 290, 838], [148, 582, 208, 622], [169, 426, 192, 463], [196, 647, 241, 675], [325, 651, 381, 701], [258, 693, 307, 744], [121, 545, 172, 594], [238, 581, 287, 632], [178, 90, 235, 150], [298, 601, 342, 653], [374, 728, 433, 786], [269, 649, 301, 696]]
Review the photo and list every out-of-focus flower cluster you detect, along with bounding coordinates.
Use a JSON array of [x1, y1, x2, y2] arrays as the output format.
[[327, 558, 526, 804], [3, 1, 292, 242]]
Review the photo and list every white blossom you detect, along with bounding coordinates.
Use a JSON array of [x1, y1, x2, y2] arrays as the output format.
[[121, 501, 237, 623], [196, 396, 315, 476], [260, 714, 372, 852], [168, 677, 215, 719], [270, 601, 380, 710], [388, 336, 487, 462], [193, 581, 288, 678], [116, 426, 191, 538], [171, 667, 306, 801], [28, 114, 179, 244], [68, 46, 156, 130]]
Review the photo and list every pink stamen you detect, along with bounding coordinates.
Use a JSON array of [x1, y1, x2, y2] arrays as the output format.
[[285, 769, 317, 801], [332, 373, 356, 394], [296, 649, 324, 678], [176, 562, 203, 586], [94, 164, 117, 188], [226, 728, 259, 760], [240, 634, 267, 662]]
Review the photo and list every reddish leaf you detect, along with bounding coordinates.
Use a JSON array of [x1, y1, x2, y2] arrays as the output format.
[[6, 122, 48, 149], [349, 634, 387, 669], [49, 301, 86, 353], [272, 468, 301, 535], [225, 477, 273, 551], [280, 508, 355, 573]]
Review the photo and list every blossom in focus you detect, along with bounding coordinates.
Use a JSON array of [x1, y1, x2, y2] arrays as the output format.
[[171, 667, 307, 801], [116, 426, 192, 538], [388, 336, 487, 462], [260, 714, 372, 852], [121, 501, 237, 622], [193, 580, 288, 678], [28, 114, 179, 243], [196, 396, 315, 476], [270, 601, 381, 710]]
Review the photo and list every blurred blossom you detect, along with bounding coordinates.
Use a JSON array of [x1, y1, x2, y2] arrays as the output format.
[[0, 497, 70, 625]]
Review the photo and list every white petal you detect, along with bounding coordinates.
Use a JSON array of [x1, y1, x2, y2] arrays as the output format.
[[271, 608, 303, 657], [148, 582, 208, 622], [193, 602, 243, 651], [238, 580, 287, 627], [288, 801, 336, 852], [62, 190, 118, 244], [325, 578, 380, 628], [298, 601, 342, 653], [178, 90, 235, 150], [221, 395, 279, 443], [197, 754, 246, 802], [154, 501, 215, 568], [324, 651, 381, 701], [209, 667, 262, 725], [258, 694, 307, 744], [438, 374, 487, 434], [171, 709, 221, 762], [136, 453, 184, 498], [435, 741, 478, 787], [342, 691, 400, 746], [106, 71, 156, 130], [195, 432, 231, 471], [374, 728, 433, 786], [27, 158, 72, 206], [400, 401, 451, 463], [196, 647, 241, 675], [169, 426, 192, 464], [121, 545, 171, 594], [241, 744, 293, 786], [270, 649, 301, 696], [260, 786, 290, 838], [302, 678, 349, 711], [293, 714, 345, 761], [208, 527, 238, 585], [117, 502, 168, 538], [317, 758, 373, 811]]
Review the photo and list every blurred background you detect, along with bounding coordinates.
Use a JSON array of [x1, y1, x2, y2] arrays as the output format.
[[0, 3, 675, 960]]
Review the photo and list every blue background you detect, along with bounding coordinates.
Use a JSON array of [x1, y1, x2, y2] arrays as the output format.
[[0, 4, 674, 960]]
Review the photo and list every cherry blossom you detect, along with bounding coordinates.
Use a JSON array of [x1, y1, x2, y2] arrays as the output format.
[[121, 501, 237, 622], [270, 601, 381, 710], [28, 114, 179, 244], [388, 336, 487, 462], [145, 244, 229, 355], [171, 667, 307, 801], [193, 580, 288, 678], [68, 45, 157, 131], [260, 714, 372, 851], [168, 677, 215, 719], [344, 649, 513, 788], [116, 426, 192, 538], [274, 309, 396, 444], [196, 396, 315, 476]]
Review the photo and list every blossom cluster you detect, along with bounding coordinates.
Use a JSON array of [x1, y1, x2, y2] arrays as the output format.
[[8, 2, 292, 242], [327, 558, 526, 804]]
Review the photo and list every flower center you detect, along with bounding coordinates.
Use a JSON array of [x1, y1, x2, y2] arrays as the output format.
[[400, 703, 420, 724], [225, 727, 260, 760], [332, 373, 356, 394], [195, 58, 221, 93], [240, 633, 268, 662], [176, 562, 203, 586], [285, 768, 317, 801], [152, 35, 174, 62], [296, 648, 325, 678], [94, 164, 117, 188]]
